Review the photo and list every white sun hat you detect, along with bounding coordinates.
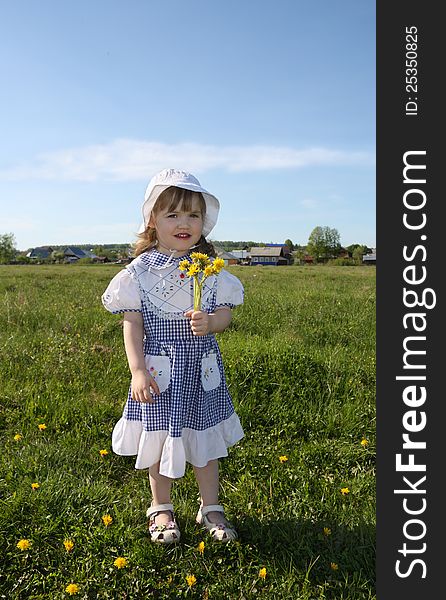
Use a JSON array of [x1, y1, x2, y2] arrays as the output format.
[[138, 168, 220, 236]]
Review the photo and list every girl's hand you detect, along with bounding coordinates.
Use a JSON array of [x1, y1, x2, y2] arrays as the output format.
[[184, 309, 210, 336], [130, 369, 160, 403]]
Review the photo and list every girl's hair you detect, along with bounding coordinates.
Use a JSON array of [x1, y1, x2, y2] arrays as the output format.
[[134, 186, 216, 257]]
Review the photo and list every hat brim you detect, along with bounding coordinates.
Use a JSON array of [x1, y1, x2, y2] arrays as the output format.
[[139, 182, 219, 237]]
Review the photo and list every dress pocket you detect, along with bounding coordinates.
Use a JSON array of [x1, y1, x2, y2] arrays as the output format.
[[144, 354, 171, 394], [201, 352, 221, 391]]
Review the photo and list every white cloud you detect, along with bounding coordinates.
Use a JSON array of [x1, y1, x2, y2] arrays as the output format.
[[0, 139, 375, 182]]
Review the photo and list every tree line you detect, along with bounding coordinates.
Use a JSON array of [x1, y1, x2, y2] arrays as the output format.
[[0, 229, 373, 265]]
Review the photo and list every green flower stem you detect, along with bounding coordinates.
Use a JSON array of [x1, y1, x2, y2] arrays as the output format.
[[193, 277, 202, 311]]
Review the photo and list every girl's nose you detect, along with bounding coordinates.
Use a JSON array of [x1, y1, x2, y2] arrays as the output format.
[[176, 215, 190, 228]]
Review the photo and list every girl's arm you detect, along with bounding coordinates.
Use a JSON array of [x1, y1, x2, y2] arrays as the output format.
[[123, 312, 159, 402], [184, 307, 232, 336]]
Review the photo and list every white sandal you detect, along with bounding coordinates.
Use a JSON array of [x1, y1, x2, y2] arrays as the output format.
[[146, 503, 180, 544], [196, 504, 237, 542]]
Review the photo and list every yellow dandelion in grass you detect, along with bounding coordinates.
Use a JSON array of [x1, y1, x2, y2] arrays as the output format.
[[340, 487, 350, 495], [197, 541, 205, 554], [63, 539, 74, 552], [17, 539, 31, 551], [65, 583, 80, 595], [114, 556, 128, 569], [323, 527, 332, 536], [102, 514, 113, 526], [186, 574, 197, 587], [361, 438, 369, 447], [38, 423, 47, 431], [259, 567, 267, 579], [330, 562, 339, 571], [99, 449, 109, 456], [14, 433, 23, 441], [31, 482, 40, 490], [278, 455, 288, 463]]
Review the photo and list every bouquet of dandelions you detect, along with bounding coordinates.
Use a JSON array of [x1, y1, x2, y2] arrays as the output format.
[[179, 253, 225, 311]]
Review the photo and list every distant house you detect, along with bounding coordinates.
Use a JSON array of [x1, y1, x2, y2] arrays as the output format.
[[250, 245, 292, 266], [338, 247, 353, 259], [217, 251, 238, 266], [362, 252, 376, 265], [299, 247, 352, 264], [230, 248, 251, 265], [26, 246, 54, 260], [63, 247, 99, 262], [302, 255, 314, 265]]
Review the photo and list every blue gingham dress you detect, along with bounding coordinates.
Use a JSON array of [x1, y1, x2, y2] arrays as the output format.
[[102, 249, 244, 478]]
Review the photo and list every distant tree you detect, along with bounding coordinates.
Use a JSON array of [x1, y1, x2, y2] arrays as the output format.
[[293, 245, 307, 262], [284, 239, 294, 251], [346, 243, 373, 253], [307, 226, 341, 261], [0, 233, 17, 264], [352, 245, 369, 264], [51, 250, 66, 264], [346, 243, 373, 263]]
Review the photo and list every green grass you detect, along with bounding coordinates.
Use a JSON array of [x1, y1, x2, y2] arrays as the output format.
[[0, 264, 376, 599]]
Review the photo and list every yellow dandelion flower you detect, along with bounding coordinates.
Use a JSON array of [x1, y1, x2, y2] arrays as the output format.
[[340, 487, 350, 495], [102, 514, 113, 526], [361, 438, 369, 447], [114, 556, 128, 569], [186, 574, 197, 587], [179, 259, 191, 272], [63, 539, 74, 552], [65, 583, 80, 595], [259, 567, 267, 579], [330, 562, 339, 571], [323, 527, 332, 536], [38, 423, 47, 431], [190, 251, 209, 261], [197, 541, 205, 554], [17, 539, 31, 551], [279, 455, 288, 463], [187, 264, 200, 277], [204, 265, 214, 277], [99, 449, 108, 456], [212, 257, 225, 272], [14, 434, 23, 441], [31, 482, 40, 490]]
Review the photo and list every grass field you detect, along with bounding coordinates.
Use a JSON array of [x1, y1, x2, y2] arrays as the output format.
[[0, 264, 376, 599]]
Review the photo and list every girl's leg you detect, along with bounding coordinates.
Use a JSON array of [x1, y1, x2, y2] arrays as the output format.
[[148, 462, 174, 526], [193, 459, 227, 524]]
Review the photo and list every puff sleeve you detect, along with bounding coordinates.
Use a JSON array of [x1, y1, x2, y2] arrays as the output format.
[[215, 269, 244, 309], [101, 268, 142, 314]]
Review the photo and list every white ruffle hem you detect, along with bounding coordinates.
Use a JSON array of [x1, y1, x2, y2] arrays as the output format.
[[112, 412, 244, 479]]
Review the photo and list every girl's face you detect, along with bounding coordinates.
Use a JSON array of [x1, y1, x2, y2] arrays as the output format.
[[150, 195, 204, 255]]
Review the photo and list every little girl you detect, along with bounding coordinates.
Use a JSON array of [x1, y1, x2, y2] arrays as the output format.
[[102, 168, 244, 544]]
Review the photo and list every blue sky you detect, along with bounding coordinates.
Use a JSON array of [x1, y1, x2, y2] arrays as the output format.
[[1, 0, 375, 251]]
